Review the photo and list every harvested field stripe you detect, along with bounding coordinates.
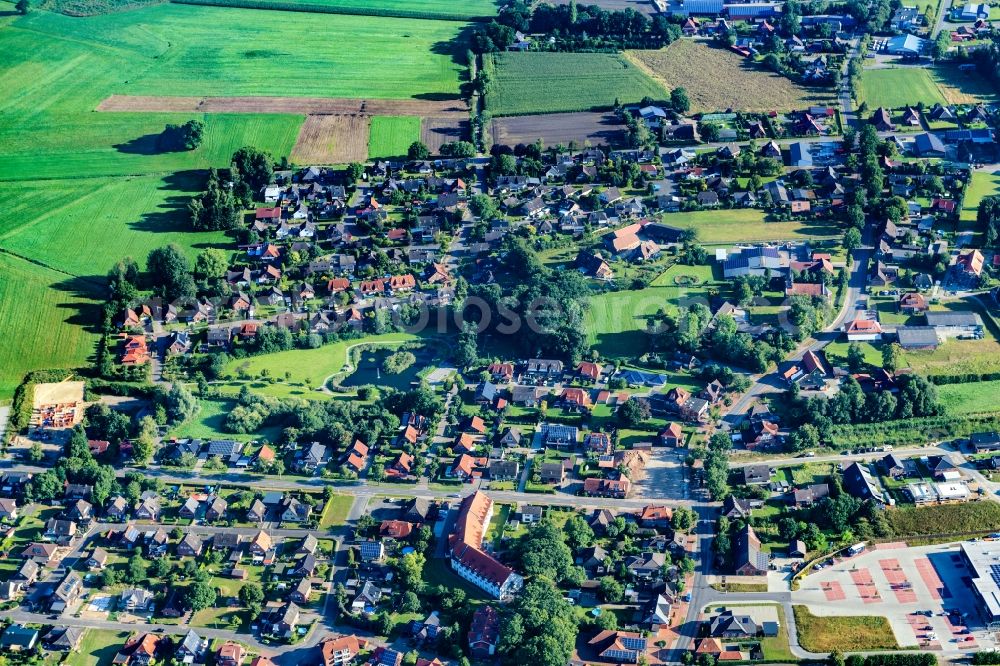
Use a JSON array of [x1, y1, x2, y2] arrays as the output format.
[[96, 94, 468, 117], [291, 114, 369, 164], [490, 111, 627, 149], [421, 115, 467, 153], [625, 41, 835, 113]]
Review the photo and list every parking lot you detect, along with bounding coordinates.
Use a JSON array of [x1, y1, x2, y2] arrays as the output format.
[[792, 542, 997, 654]]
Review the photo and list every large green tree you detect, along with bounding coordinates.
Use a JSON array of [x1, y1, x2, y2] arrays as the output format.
[[499, 580, 578, 666]]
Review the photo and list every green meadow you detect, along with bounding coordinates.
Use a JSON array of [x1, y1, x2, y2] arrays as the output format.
[[585, 264, 722, 357], [0, 253, 101, 399], [368, 116, 423, 159]]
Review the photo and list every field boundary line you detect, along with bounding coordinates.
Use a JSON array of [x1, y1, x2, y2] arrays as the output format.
[[0, 180, 117, 244], [5, 24, 158, 60], [0, 249, 105, 291]]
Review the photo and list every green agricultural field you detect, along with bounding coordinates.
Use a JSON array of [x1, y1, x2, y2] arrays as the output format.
[[221, 333, 421, 392], [0, 7, 463, 178], [9, 6, 465, 99], [0, 175, 232, 278], [858, 68, 947, 109], [939, 380, 1000, 414], [663, 209, 840, 243], [0, 253, 101, 400], [368, 116, 423, 159], [483, 52, 667, 116], [177, 0, 500, 20]]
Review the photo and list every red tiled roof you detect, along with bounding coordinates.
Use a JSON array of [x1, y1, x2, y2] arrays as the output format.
[[380, 520, 415, 539], [846, 319, 882, 333]]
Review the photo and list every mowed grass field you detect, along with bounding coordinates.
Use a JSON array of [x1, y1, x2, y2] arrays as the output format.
[[938, 379, 1000, 414], [663, 209, 840, 243], [196, 0, 499, 19], [585, 264, 721, 356], [0, 253, 102, 399], [0, 175, 232, 278], [960, 169, 1000, 223], [857, 67, 947, 109], [483, 52, 667, 116], [220, 332, 420, 391], [626, 41, 834, 112], [368, 116, 422, 159], [11, 6, 466, 98]]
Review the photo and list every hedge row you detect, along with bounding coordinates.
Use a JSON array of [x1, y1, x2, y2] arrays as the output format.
[[928, 371, 1000, 385], [853, 655, 938, 666], [830, 413, 1000, 447]]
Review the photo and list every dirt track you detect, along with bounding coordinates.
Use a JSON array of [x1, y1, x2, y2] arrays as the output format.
[[97, 95, 469, 117]]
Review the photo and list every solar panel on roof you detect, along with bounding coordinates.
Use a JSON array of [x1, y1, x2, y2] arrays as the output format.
[[622, 637, 647, 650]]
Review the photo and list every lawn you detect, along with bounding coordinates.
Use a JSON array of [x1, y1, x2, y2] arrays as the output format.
[[626, 41, 834, 113], [960, 169, 1000, 223], [585, 285, 706, 357], [191, 604, 246, 629], [792, 606, 899, 652], [483, 52, 667, 116], [368, 116, 422, 159], [938, 379, 1000, 414], [221, 332, 421, 391], [662, 209, 840, 243], [320, 493, 355, 529], [169, 398, 283, 442], [0, 252, 101, 400], [422, 557, 489, 600], [64, 630, 131, 666], [858, 68, 947, 109], [582, 261, 731, 358]]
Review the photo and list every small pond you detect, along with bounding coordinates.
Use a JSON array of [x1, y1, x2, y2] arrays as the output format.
[[339, 347, 431, 390]]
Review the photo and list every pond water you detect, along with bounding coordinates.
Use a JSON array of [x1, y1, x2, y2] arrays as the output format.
[[338, 347, 430, 390]]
